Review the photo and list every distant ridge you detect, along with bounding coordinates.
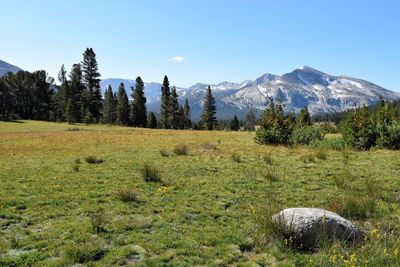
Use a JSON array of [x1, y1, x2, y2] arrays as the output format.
[[0, 59, 22, 76], [101, 66, 399, 120]]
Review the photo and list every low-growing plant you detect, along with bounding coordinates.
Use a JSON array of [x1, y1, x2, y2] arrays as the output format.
[[173, 143, 189, 156], [202, 142, 218, 151], [116, 189, 140, 203], [65, 241, 107, 263], [74, 158, 81, 164], [301, 153, 315, 163], [84, 155, 103, 164], [72, 164, 80, 172], [263, 153, 274, 165], [140, 163, 162, 183], [290, 125, 325, 146], [314, 149, 327, 160], [310, 137, 347, 151], [89, 209, 107, 234], [231, 153, 242, 163], [159, 149, 170, 157], [66, 127, 82, 131], [329, 195, 376, 220], [263, 166, 279, 182]]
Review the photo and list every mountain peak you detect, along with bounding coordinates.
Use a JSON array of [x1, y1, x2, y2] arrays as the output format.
[[0, 59, 22, 76]]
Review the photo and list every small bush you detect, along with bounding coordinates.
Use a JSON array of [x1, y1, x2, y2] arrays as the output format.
[[202, 142, 218, 151], [173, 144, 189, 156], [159, 149, 170, 157], [231, 153, 242, 163], [89, 209, 107, 234], [310, 137, 347, 151], [72, 164, 80, 172], [66, 127, 82, 131], [117, 189, 140, 203], [315, 149, 327, 160], [84, 155, 103, 164], [65, 241, 107, 263], [290, 125, 325, 146], [263, 167, 279, 182], [140, 163, 162, 183], [74, 158, 81, 164], [301, 153, 315, 163], [329, 195, 375, 220], [263, 153, 274, 165]]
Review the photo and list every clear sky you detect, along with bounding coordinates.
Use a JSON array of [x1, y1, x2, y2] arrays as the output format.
[[1, 0, 399, 90]]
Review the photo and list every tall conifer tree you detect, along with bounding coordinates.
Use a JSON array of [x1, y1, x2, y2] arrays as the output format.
[[183, 98, 192, 129], [160, 75, 171, 128], [170, 86, 180, 129], [131, 76, 147, 127], [201, 86, 217, 130], [81, 48, 102, 122], [116, 83, 130, 125]]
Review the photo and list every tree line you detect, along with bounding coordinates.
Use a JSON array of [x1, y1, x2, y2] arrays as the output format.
[[0, 47, 258, 131]]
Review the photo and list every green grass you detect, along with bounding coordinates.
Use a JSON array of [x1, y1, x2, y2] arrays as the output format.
[[0, 120, 399, 266]]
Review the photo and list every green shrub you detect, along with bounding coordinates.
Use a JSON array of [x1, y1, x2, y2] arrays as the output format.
[[65, 241, 107, 263], [263, 153, 274, 165], [329, 195, 375, 220], [66, 127, 82, 131], [84, 155, 103, 164], [140, 163, 162, 183], [159, 149, 170, 157], [117, 189, 140, 203], [263, 166, 279, 182], [71, 164, 80, 172], [376, 122, 400, 150], [231, 153, 242, 163], [315, 149, 327, 160], [173, 144, 189, 156], [290, 125, 325, 146], [255, 99, 292, 145], [202, 142, 218, 150], [310, 137, 347, 150], [319, 122, 338, 134], [89, 209, 107, 234], [341, 106, 376, 150], [300, 153, 315, 163], [74, 158, 81, 164]]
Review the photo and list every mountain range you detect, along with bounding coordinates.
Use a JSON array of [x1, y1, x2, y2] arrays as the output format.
[[0, 59, 22, 76], [101, 66, 400, 120], [1, 59, 398, 120]]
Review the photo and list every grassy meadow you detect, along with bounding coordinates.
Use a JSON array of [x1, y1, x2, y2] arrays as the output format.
[[0, 120, 400, 266]]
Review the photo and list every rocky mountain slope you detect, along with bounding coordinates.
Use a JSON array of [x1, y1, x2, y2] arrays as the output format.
[[101, 66, 399, 120]]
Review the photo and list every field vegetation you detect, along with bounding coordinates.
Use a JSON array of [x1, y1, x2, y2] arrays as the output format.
[[0, 120, 399, 266]]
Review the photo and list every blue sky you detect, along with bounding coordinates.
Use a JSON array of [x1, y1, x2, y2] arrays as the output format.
[[1, 0, 399, 90]]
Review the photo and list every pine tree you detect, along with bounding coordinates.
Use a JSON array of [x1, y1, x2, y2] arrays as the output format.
[[183, 98, 192, 129], [81, 48, 102, 122], [160, 75, 171, 128], [116, 83, 130, 125], [244, 109, 257, 131], [170, 86, 180, 129], [297, 106, 311, 127], [201, 86, 217, 130], [103, 85, 116, 124], [255, 98, 292, 145], [65, 98, 75, 124], [53, 65, 68, 121], [230, 115, 240, 131], [147, 111, 157, 128], [177, 105, 186, 129], [131, 76, 147, 127], [68, 64, 85, 122]]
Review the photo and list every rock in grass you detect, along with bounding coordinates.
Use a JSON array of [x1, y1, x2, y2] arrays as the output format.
[[272, 208, 363, 250]]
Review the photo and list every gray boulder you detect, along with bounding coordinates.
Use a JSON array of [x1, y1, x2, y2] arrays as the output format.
[[272, 208, 363, 250]]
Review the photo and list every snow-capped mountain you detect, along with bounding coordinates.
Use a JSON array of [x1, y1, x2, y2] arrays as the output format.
[[0, 59, 22, 76], [101, 66, 400, 120]]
